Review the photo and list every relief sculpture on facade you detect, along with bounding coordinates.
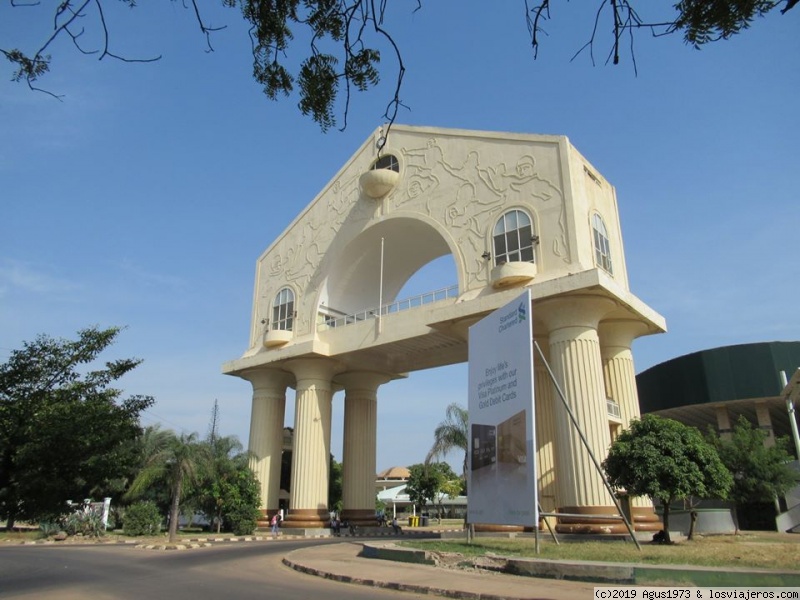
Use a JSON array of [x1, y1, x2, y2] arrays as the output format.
[[390, 138, 570, 287]]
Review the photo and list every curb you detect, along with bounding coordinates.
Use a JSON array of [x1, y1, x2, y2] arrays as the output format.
[[362, 541, 800, 587], [282, 552, 511, 600]]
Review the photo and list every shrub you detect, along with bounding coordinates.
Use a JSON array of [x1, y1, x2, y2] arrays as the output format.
[[38, 521, 61, 538], [224, 506, 259, 536], [60, 506, 104, 538], [122, 501, 162, 536]]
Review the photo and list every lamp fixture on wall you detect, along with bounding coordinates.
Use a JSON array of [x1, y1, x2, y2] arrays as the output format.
[[531, 235, 540, 244], [481, 251, 491, 261]]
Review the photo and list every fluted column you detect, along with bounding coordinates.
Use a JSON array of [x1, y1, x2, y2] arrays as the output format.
[[537, 295, 619, 533], [283, 358, 341, 529], [241, 369, 293, 522], [533, 335, 558, 515], [338, 371, 391, 526], [598, 320, 660, 532]]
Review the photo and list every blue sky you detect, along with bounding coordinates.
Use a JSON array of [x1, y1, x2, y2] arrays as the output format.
[[2, 2, 798, 472]]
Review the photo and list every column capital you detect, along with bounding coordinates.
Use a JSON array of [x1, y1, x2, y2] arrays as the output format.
[[284, 358, 343, 383], [239, 368, 294, 393], [535, 295, 617, 333], [598, 319, 651, 350], [335, 371, 393, 392]]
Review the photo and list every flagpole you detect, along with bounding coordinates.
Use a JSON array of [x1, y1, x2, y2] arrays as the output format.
[[378, 237, 384, 334]]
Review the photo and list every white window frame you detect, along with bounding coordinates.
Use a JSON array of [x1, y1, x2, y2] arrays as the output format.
[[592, 213, 613, 274], [272, 288, 295, 331], [492, 210, 536, 266]]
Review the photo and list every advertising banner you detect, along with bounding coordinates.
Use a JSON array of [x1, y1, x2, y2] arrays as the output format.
[[467, 289, 537, 526]]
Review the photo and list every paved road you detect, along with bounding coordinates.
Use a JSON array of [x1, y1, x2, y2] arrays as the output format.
[[0, 540, 423, 600]]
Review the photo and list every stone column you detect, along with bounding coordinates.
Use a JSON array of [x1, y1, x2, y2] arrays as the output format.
[[283, 358, 340, 529], [241, 369, 292, 524], [533, 335, 558, 515], [598, 320, 661, 532], [537, 295, 620, 534], [338, 371, 391, 527]]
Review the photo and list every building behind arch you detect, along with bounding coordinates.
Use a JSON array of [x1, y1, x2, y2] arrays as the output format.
[[637, 341, 800, 531]]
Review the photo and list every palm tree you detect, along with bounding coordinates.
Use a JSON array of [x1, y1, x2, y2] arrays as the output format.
[[204, 433, 250, 533], [426, 402, 469, 481], [126, 428, 210, 543]]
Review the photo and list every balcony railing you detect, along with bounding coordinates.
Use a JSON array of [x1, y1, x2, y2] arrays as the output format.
[[319, 284, 459, 330], [607, 398, 621, 420]]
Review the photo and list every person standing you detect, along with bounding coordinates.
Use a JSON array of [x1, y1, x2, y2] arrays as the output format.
[[270, 513, 280, 537]]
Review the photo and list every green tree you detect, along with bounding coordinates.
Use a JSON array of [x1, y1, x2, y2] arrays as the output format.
[[708, 416, 798, 532], [197, 434, 252, 533], [126, 429, 211, 543], [426, 403, 469, 483], [3, 2, 795, 133], [329, 456, 344, 514], [602, 414, 733, 543], [125, 425, 175, 518], [405, 462, 457, 518], [0, 326, 153, 529], [194, 400, 259, 533]]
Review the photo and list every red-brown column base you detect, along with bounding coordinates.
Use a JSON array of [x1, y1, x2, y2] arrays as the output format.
[[282, 508, 330, 529], [555, 505, 629, 534], [256, 508, 274, 529], [473, 523, 526, 533], [631, 507, 663, 532], [340, 509, 379, 527]]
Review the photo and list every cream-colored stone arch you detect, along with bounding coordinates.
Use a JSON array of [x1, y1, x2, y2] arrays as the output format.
[[225, 125, 667, 534], [315, 212, 465, 321]]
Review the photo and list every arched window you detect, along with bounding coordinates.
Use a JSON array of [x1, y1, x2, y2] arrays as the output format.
[[371, 154, 399, 172], [493, 210, 536, 266], [592, 213, 613, 274], [272, 288, 294, 331]]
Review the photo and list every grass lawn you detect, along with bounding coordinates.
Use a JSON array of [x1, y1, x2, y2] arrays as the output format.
[[401, 532, 800, 571]]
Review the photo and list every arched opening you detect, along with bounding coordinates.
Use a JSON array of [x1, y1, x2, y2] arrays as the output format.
[[317, 217, 459, 328]]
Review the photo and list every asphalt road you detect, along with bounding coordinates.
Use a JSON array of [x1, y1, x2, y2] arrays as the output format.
[[0, 539, 422, 600]]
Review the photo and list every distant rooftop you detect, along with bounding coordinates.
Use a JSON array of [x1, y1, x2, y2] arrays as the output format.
[[377, 466, 410, 480]]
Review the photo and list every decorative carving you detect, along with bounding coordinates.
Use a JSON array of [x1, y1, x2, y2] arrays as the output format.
[[475, 154, 569, 261], [257, 131, 573, 339]]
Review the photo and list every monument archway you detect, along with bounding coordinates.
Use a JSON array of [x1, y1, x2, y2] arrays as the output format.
[[223, 125, 666, 533]]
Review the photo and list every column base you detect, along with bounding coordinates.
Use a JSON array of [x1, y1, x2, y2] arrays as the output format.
[[555, 505, 629, 534], [283, 508, 330, 529], [631, 507, 663, 532], [256, 508, 282, 529], [340, 509, 380, 527], [473, 523, 526, 533]]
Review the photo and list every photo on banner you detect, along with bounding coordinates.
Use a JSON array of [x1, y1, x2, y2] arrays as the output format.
[[467, 289, 537, 527]]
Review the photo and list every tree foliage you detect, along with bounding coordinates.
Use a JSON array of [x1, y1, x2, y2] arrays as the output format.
[[0, 326, 153, 528], [405, 461, 457, 514], [329, 455, 343, 513], [2, 1, 795, 136], [426, 402, 469, 482], [126, 428, 211, 543], [194, 401, 261, 534], [708, 416, 798, 527], [602, 414, 732, 543]]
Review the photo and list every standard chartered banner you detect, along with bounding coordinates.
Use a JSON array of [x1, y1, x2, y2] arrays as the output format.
[[467, 289, 537, 527]]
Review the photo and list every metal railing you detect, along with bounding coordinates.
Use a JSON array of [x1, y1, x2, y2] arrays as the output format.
[[319, 284, 459, 330]]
